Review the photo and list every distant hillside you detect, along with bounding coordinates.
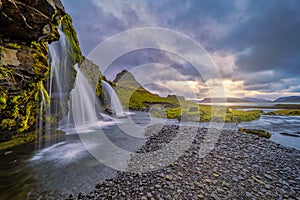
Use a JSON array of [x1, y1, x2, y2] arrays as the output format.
[[112, 70, 180, 110], [111, 70, 262, 123], [274, 96, 300, 102], [113, 70, 142, 89], [199, 97, 250, 103], [241, 98, 272, 103]]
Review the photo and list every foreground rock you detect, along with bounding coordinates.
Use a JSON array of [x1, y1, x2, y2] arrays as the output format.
[[238, 128, 272, 138], [73, 125, 299, 200], [0, 0, 83, 148]]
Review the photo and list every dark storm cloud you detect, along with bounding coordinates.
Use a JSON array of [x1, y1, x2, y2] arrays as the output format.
[[62, 0, 127, 54], [143, 83, 173, 96], [104, 49, 204, 82], [61, 0, 300, 97], [222, 1, 300, 76]]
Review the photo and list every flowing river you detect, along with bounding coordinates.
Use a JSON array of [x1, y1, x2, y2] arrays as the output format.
[[1, 111, 299, 199]]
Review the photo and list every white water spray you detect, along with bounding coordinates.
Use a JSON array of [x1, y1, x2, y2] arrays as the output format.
[[71, 65, 99, 125], [102, 80, 126, 117]]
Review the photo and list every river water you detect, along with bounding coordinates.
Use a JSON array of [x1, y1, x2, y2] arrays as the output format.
[[0, 112, 151, 200], [0, 110, 299, 199], [238, 114, 300, 150]]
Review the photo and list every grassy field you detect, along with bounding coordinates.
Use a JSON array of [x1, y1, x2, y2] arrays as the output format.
[[115, 85, 180, 110], [152, 104, 261, 123], [114, 84, 261, 123], [266, 109, 300, 116], [113, 70, 262, 123]]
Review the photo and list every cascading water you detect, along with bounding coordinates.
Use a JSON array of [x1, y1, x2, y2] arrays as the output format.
[[70, 65, 101, 128], [2, 21, 145, 200], [45, 28, 121, 134], [47, 28, 73, 128], [102, 80, 126, 117]]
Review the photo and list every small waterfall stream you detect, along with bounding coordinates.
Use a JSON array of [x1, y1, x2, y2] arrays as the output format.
[[46, 29, 110, 133], [102, 80, 126, 117], [17, 26, 145, 200], [70, 65, 102, 128], [47, 28, 72, 130]]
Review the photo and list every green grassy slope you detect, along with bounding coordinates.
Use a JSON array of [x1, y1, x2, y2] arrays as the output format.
[[112, 70, 261, 122]]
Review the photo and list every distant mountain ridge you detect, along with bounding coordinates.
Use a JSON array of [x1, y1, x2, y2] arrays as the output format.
[[199, 97, 250, 103], [274, 96, 300, 102], [199, 96, 300, 103], [241, 98, 272, 103]]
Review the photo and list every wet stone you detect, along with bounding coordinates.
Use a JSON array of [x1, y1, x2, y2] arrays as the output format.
[[74, 125, 300, 200]]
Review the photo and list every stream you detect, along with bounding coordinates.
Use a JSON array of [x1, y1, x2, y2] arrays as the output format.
[[0, 112, 150, 200]]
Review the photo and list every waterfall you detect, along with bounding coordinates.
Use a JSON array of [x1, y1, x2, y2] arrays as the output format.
[[42, 27, 123, 135], [47, 28, 71, 126], [102, 80, 126, 117], [70, 65, 100, 126]]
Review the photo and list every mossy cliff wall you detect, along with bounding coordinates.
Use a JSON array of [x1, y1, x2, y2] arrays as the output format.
[[0, 0, 82, 144]]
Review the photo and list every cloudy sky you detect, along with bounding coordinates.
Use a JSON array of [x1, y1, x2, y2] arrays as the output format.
[[61, 0, 300, 100]]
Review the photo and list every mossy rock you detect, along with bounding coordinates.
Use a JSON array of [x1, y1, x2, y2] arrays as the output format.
[[238, 128, 272, 138], [0, 9, 84, 150], [0, 131, 37, 151]]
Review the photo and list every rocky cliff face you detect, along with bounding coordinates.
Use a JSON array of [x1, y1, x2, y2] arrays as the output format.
[[0, 0, 82, 143]]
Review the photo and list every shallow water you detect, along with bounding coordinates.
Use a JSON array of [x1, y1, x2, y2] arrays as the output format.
[[0, 111, 299, 199], [0, 112, 151, 200], [238, 114, 300, 150]]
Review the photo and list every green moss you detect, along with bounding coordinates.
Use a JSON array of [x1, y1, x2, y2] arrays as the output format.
[[0, 11, 84, 142], [39, 81, 50, 106], [0, 62, 12, 79], [238, 128, 271, 138], [0, 93, 7, 110], [0, 131, 36, 150], [30, 41, 49, 79], [19, 103, 32, 132], [61, 14, 82, 64], [7, 43, 21, 49], [96, 74, 102, 97], [0, 119, 16, 131], [0, 45, 4, 55]]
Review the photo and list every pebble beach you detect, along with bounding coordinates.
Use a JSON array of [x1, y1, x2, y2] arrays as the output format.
[[71, 124, 300, 200]]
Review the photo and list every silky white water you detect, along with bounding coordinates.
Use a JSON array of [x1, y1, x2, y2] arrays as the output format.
[[102, 80, 126, 117], [48, 29, 68, 109]]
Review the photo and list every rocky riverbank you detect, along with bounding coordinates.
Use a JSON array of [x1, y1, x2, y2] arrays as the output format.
[[72, 124, 300, 200]]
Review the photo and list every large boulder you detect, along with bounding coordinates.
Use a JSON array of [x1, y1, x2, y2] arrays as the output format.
[[238, 128, 272, 138], [0, 0, 64, 41], [0, 0, 82, 146]]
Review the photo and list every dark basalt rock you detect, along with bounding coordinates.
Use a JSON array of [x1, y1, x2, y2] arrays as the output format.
[[0, 0, 83, 149], [104, 108, 116, 116], [0, 0, 64, 41]]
